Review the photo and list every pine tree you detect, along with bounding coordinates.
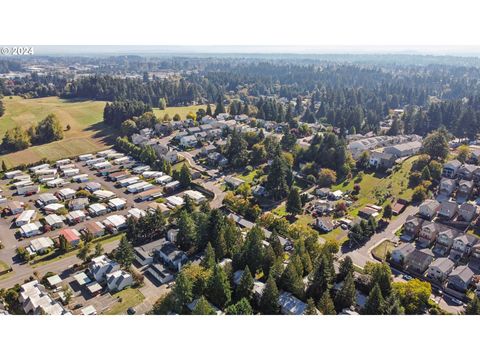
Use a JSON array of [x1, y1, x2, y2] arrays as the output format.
[[363, 284, 385, 315], [206, 104, 213, 116], [115, 235, 134, 269], [383, 204, 393, 220], [318, 291, 336, 315], [338, 256, 354, 281], [286, 187, 302, 216], [173, 271, 193, 313], [94, 242, 104, 257], [236, 266, 254, 301], [383, 293, 405, 315], [201, 242, 216, 269], [334, 272, 356, 311], [192, 296, 216, 315], [307, 253, 334, 302], [206, 265, 232, 309], [260, 276, 280, 315], [179, 164, 192, 188], [280, 261, 305, 299], [225, 298, 253, 315], [305, 298, 319, 315], [177, 211, 197, 252]]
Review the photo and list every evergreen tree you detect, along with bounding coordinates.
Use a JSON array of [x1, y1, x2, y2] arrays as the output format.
[[177, 210, 197, 252], [173, 271, 193, 313], [383, 204, 393, 220], [305, 298, 319, 315], [206, 265, 232, 309], [1, 160, 7, 172], [225, 298, 253, 315], [192, 296, 216, 315], [338, 256, 354, 281], [383, 293, 405, 315], [179, 164, 192, 188], [465, 295, 480, 315], [334, 272, 356, 311], [363, 284, 385, 315], [318, 291, 336, 315], [265, 154, 290, 200], [307, 253, 334, 302], [236, 266, 254, 301], [115, 235, 134, 269], [201, 242, 216, 269], [206, 104, 213, 116], [94, 242, 104, 257], [260, 276, 280, 315], [280, 261, 305, 299], [286, 187, 302, 216]]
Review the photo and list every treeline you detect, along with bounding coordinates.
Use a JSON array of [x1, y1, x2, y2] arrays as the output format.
[[103, 100, 152, 126], [1, 114, 64, 152]]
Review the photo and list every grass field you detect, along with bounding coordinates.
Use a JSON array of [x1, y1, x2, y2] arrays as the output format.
[[104, 288, 145, 315], [153, 105, 213, 120], [0, 96, 113, 167], [333, 156, 418, 216], [371, 240, 396, 261]]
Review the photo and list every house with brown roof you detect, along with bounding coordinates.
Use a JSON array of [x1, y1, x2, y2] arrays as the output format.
[[417, 221, 439, 248], [458, 203, 477, 222], [419, 199, 441, 219], [405, 248, 434, 274], [438, 201, 458, 220], [402, 215, 423, 241]]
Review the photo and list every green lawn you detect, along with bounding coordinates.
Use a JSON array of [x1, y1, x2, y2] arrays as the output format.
[[371, 240, 396, 261], [333, 156, 418, 216], [319, 226, 348, 244], [104, 288, 145, 315], [0, 96, 113, 167], [153, 105, 213, 120], [237, 168, 262, 184], [0, 260, 10, 272]]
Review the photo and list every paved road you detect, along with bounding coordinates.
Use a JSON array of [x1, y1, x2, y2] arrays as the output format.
[[340, 205, 418, 268]]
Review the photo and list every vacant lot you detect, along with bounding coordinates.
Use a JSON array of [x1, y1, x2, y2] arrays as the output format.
[[104, 288, 145, 315], [371, 240, 396, 261], [153, 105, 212, 120], [0, 96, 114, 167]]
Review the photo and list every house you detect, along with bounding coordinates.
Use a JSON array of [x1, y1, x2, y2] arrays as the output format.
[[315, 217, 336, 232], [37, 193, 59, 208], [46, 274, 63, 290], [108, 171, 130, 181], [156, 175, 173, 185], [85, 182, 102, 193], [358, 206, 379, 219], [448, 265, 474, 291], [146, 263, 174, 284], [439, 178, 456, 197], [328, 190, 343, 200], [438, 201, 458, 220], [180, 135, 198, 148], [383, 141, 422, 158], [69, 198, 89, 211], [136, 188, 163, 202], [450, 234, 479, 260], [164, 180, 180, 193], [417, 221, 439, 248], [16, 210, 36, 227], [83, 221, 106, 238], [419, 200, 441, 219], [442, 160, 462, 178], [457, 164, 477, 180], [44, 214, 64, 229], [6, 201, 24, 215], [316, 187, 330, 198], [134, 238, 167, 266], [427, 257, 455, 282], [157, 242, 188, 272], [207, 152, 228, 166], [66, 210, 86, 224], [28, 236, 54, 255], [183, 190, 206, 203], [20, 222, 42, 238], [186, 298, 222, 315], [108, 198, 127, 211], [89, 255, 120, 282], [252, 185, 267, 197], [369, 151, 395, 169], [103, 214, 127, 233], [93, 190, 115, 200], [128, 208, 146, 220], [166, 195, 184, 208], [58, 228, 81, 247], [278, 291, 307, 315], [88, 203, 108, 217], [405, 249, 434, 274], [458, 203, 477, 222], [19, 280, 68, 315], [106, 270, 133, 292], [457, 180, 474, 201], [146, 202, 170, 216], [391, 242, 415, 265], [224, 176, 245, 189], [432, 234, 453, 259], [44, 203, 65, 214], [56, 188, 76, 201]]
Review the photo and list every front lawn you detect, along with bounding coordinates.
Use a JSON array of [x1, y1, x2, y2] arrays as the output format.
[[104, 288, 145, 315], [371, 240, 396, 261]]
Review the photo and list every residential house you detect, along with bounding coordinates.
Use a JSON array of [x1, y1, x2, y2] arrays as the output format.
[[103, 215, 127, 233], [157, 243, 188, 272], [134, 238, 167, 266], [58, 228, 81, 247], [69, 197, 89, 211], [405, 248, 434, 274], [66, 210, 86, 224], [19, 280, 68, 315], [83, 221, 106, 238], [89, 255, 120, 283], [224, 176, 245, 189], [88, 203, 108, 217], [457, 164, 477, 180], [315, 217, 336, 232], [442, 160, 462, 178], [146, 263, 174, 284], [457, 180, 474, 201], [438, 201, 458, 220], [106, 270, 133, 292], [369, 151, 396, 169], [448, 265, 474, 292], [180, 135, 198, 148], [278, 291, 307, 315], [417, 221, 439, 248], [20, 222, 42, 238], [427, 257, 455, 282], [16, 210, 36, 227], [383, 141, 422, 158], [391, 242, 415, 265], [458, 203, 477, 222], [56, 188, 76, 201], [418, 199, 441, 220], [37, 193, 59, 208], [28, 237, 54, 255], [450, 234, 479, 261], [439, 178, 456, 197], [44, 214, 64, 229], [433, 227, 459, 256]]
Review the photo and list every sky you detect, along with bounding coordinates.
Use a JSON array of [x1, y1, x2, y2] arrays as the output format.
[[3, 0, 480, 55]]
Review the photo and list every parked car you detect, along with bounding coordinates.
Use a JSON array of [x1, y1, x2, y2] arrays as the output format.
[[127, 307, 136, 315]]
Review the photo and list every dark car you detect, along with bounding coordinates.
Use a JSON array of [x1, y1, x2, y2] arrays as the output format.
[[127, 307, 136, 315]]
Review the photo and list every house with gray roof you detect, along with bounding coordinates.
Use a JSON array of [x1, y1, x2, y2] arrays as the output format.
[[442, 160, 462, 178], [448, 265, 474, 291], [427, 257, 455, 282]]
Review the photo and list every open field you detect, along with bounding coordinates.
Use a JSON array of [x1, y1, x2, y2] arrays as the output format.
[[0, 96, 113, 167], [104, 288, 145, 315], [333, 155, 418, 216], [153, 105, 213, 120], [371, 240, 396, 261]]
